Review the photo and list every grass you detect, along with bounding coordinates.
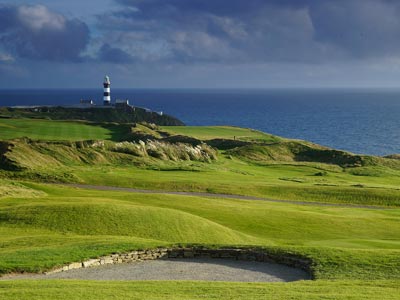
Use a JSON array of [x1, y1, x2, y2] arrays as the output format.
[[1, 280, 400, 300], [0, 181, 45, 198], [0, 106, 184, 126], [2, 121, 400, 207], [161, 125, 281, 142], [0, 121, 400, 299], [3, 137, 400, 206], [0, 119, 128, 141], [0, 181, 399, 280], [70, 159, 400, 207]]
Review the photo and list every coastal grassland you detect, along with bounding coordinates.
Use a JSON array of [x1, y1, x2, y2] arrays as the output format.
[[0, 181, 400, 280], [71, 157, 400, 207], [2, 139, 400, 206], [161, 125, 282, 142], [1, 280, 399, 300], [2, 122, 400, 207], [0, 106, 184, 126], [0, 118, 129, 141], [1, 121, 399, 299]]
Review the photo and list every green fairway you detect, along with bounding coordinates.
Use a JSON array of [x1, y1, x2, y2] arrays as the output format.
[[1, 280, 399, 300], [0, 181, 399, 281], [0, 119, 126, 141], [71, 158, 400, 207], [161, 125, 281, 142]]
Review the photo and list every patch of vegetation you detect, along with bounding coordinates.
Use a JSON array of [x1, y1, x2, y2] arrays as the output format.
[[161, 126, 281, 143], [0, 180, 46, 199], [346, 166, 387, 177], [227, 142, 373, 168], [112, 140, 217, 162], [129, 123, 164, 141], [0, 119, 132, 142], [313, 171, 328, 176], [0, 106, 184, 126], [2, 130, 400, 207]]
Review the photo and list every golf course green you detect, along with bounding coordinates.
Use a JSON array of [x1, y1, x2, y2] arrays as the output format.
[[0, 119, 399, 299]]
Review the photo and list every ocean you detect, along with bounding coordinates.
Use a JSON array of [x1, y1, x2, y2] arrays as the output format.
[[0, 88, 399, 156]]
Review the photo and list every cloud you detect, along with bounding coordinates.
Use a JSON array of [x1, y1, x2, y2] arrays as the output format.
[[98, 43, 135, 63], [310, 0, 400, 57], [93, 0, 400, 64], [0, 52, 14, 63], [3, 0, 400, 89], [0, 4, 89, 62], [17, 5, 66, 31], [95, 1, 319, 63], [115, 0, 310, 16]]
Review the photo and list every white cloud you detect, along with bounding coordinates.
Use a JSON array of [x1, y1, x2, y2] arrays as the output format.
[[17, 5, 66, 32], [0, 52, 14, 62]]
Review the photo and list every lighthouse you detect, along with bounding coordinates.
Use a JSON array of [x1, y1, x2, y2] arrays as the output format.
[[103, 75, 111, 106]]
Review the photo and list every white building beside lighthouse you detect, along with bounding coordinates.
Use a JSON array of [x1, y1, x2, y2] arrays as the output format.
[[103, 75, 111, 106]]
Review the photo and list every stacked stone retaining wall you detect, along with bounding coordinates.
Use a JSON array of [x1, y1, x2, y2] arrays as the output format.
[[46, 247, 314, 278]]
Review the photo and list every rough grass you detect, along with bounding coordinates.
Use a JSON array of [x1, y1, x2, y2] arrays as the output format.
[[1, 280, 399, 300], [0, 181, 45, 198], [2, 137, 400, 207], [112, 140, 217, 162]]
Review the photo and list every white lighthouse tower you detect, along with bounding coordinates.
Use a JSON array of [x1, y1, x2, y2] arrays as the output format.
[[103, 75, 111, 106]]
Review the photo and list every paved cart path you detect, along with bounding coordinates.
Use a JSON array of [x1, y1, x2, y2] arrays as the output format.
[[64, 184, 390, 210], [1, 258, 310, 282]]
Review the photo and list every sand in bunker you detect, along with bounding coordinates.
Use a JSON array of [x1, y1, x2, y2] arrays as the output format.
[[3, 258, 311, 282]]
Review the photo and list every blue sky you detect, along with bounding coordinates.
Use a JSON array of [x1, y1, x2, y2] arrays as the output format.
[[2, 0, 400, 88]]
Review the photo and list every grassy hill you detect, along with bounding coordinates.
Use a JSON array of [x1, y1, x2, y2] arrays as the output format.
[[0, 181, 399, 299], [1, 122, 399, 206], [0, 105, 184, 126], [0, 181, 400, 277], [0, 119, 399, 299]]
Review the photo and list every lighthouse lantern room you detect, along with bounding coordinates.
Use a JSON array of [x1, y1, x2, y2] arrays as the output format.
[[103, 75, 111, 106]]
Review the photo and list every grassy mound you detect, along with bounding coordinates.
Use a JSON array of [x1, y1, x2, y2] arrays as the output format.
[[0, 182, 399, 280], [0, 202, 252, 244], [0, 139, 217, 174], [227, 142, 400, 170]]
